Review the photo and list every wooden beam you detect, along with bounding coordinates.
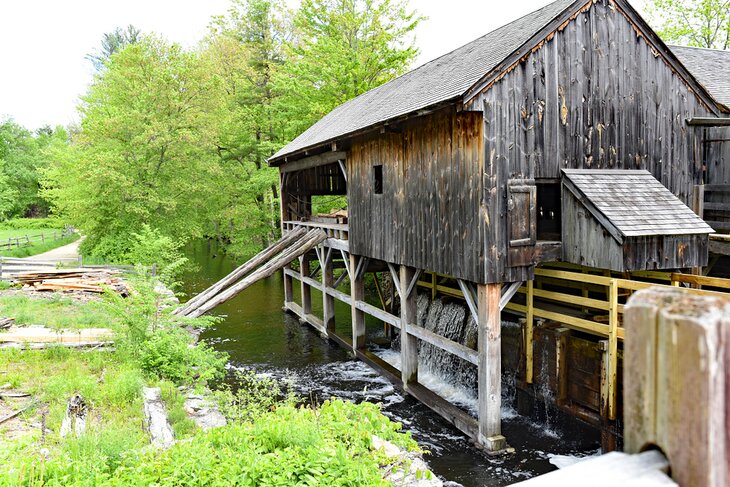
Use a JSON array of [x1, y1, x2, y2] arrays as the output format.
[[350, 254, 365, 351], [686, 117, 730, 126], [477, 283, 506, 452], [525, 280, 534, 384], [387, 263, 402, 296], [280, 151, 347, 173], [457, 279, 479, 322], [354, 300, 400, 328], [321, 247, 335, 334], [499, 281, 523, 311], [400, 265, 419, 387], [407, 324, 478, 365], [337, 159, 347, 183], [299, 255, 312, 316]]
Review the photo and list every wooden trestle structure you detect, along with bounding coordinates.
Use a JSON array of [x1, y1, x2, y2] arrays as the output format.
[[260, 0, 730, 454]]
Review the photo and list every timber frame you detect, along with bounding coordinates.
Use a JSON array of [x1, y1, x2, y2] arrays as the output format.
[[268, 0, 730, 453]]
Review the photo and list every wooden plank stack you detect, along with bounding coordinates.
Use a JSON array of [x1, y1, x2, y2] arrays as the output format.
[[12, 269, 129, 295]]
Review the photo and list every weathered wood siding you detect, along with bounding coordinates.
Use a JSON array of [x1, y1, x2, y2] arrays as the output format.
[[348, 108, 484, 282], [562, 188, 624, 270], [466, 0, 715, 281], [562, 186, 708, 271]]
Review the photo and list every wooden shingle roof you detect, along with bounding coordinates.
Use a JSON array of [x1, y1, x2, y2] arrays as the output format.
[[670, 45, 730, 109], [562, 169, 714, 242]]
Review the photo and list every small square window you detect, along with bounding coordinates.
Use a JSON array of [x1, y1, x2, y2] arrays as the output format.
[[373, 165, 383, 194]]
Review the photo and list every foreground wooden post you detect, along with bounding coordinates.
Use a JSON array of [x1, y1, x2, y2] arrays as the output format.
[[299, 255, 312, 317], [525, 279, 534, 384], [399, 265, 419, 387], [321, 248, 335, 334], [624, 287, 730, 487], [477, 283, 505, 452], [350, 254, 365, 351]]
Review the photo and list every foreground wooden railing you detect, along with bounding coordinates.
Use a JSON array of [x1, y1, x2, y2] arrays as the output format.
[[417, 265, 730, 421]]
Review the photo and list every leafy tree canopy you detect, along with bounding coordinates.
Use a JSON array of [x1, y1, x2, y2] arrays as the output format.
[[648, 0, 729, 49], [87, 24, 142, 70]]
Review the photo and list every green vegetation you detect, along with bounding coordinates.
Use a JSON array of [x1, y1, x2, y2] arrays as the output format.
[[27, 0, 422, 267], [0, 277, 421, 486], [0, 293, 111, 330], [0, 217, 77, 258], [648, 0, 729, 49]]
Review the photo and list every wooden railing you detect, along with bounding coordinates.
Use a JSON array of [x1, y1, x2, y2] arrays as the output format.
[[0, 226, 75, 252], [417, 265, 730, 421]]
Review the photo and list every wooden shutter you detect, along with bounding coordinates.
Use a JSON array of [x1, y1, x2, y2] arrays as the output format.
[[507, 179, 536, 267]]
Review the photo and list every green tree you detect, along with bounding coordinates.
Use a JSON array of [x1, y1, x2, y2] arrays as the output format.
[[44, 36, 225, 261], [648, 0, 729, 49], [280, 0, 423, 135], [87, 24, 142, 70], [0, 120, 63, 218], [203, 0, 291, 253]]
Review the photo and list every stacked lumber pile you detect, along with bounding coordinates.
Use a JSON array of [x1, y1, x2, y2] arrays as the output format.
[[13, 269, 129, 295]]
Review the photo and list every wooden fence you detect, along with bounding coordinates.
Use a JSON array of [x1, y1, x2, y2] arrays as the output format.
[[417, 263, 730, 422], [0, 226, 75, 252]]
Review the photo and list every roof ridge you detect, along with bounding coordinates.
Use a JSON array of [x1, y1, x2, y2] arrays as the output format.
[[669, 44, 730, 53]]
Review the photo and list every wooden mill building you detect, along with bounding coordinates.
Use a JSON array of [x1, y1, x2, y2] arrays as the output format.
[[268, 0, 730, 452]]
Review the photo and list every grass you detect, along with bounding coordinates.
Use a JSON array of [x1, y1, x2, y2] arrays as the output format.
[[0, 277, 423, 486], [0, 217, 78, 258], [0, 293, 114, 330], [2, 233, 79, 258]]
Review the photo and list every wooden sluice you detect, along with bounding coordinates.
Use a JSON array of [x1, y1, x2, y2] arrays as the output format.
[[176, 227, 327, 318]]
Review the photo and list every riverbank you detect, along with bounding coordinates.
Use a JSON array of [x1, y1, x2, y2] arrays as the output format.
[[0, 274, 431, 486]]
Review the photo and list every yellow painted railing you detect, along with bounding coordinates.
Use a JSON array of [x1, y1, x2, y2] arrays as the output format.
[[418, 266, 730, 421]]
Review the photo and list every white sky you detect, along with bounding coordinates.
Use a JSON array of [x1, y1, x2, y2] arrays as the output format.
[[0, 0, 648, 130]]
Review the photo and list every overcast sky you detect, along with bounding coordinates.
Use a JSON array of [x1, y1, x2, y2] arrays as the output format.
[[0, 0, 648, 130]]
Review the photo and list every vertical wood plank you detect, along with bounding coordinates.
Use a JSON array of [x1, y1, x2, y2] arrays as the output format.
[[477, 282, 506, 451], [350, 254, 365, 351], [322, 248, 335, 334], [300, 255, 311, 316], [526, 279, 535, 384], [400, 265, 419, 386]]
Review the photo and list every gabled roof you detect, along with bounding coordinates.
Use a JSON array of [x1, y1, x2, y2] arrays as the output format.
[[670, 45, 730, 108], [270, 0, 577, 162], [562, 169, 714, 242], [270, 0, 727, 164]]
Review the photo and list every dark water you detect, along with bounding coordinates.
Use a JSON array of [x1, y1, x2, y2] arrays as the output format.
[[181, 241, 600, 486]]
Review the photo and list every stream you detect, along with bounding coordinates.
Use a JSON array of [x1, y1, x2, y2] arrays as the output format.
[[181, 241, 600, 486]]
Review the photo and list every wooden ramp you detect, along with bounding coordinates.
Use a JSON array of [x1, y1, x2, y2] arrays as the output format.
[[176, 228, 327, 318]]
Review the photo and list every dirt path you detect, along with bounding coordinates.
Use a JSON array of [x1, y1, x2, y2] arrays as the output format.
[[24, 236, 84, 262]]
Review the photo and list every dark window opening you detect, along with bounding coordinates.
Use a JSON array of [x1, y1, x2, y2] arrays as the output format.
[[373, 165, 383, 194], [537, 181, 561, 241]]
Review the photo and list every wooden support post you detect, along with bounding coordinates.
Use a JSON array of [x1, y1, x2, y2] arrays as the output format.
[[607, 279, 618, 420], [399, 265, 419, 387], [431, 272, 437, 300], [299, 255, 312, 316], [283, 263, 294, 306], [525, 279, 534, 384], [555, 327, 570, 407], [477, 283, 506, 452], [350, 254, 365, 351], [322, 248, 335, 334]]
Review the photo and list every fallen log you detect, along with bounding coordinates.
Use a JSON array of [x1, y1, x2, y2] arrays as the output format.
[[0, 318, 14, 330], [174, 227, 307, 317], [186, 229, 327, 318]]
